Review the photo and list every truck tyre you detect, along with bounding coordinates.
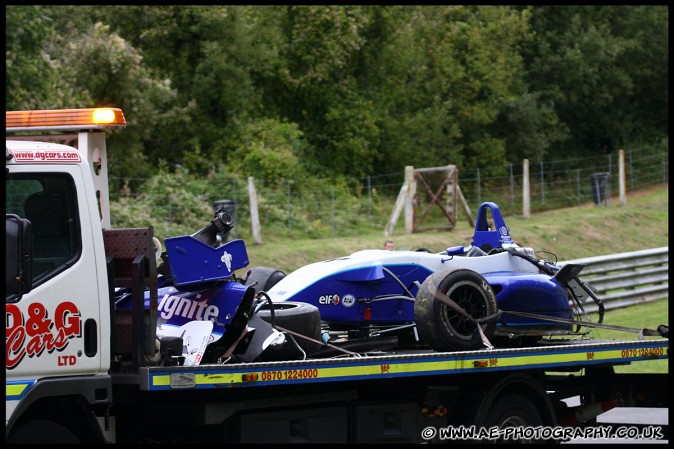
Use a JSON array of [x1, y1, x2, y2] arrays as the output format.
[[246, 266, 286, 292], [414, 268, 497, 352], [483, 393, 544, 443], [257, 301, 322, 360], [7, 419, 81, 443]]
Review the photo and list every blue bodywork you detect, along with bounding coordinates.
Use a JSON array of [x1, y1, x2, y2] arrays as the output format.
[[268, 265, 573, 328], [115, 237, 255, 343], [115, 282, 252, 341], [163, 236, 249, 286]]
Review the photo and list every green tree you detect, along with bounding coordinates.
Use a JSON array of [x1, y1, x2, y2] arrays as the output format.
[[491, 92, 570, 163], [95, 6, 287, 170], [57, 21, 180, 182], [6, 6, 184, 184], [272, 6, 380, 177], [521, 6, 668, 156], [6, 6, 90, 109], [225, 117, 309, 185], [369, 6, 532, 175], [603, 6, 668, 144]]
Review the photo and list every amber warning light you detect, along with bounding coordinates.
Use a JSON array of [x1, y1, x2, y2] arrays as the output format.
[[6, 108, 126, 132]]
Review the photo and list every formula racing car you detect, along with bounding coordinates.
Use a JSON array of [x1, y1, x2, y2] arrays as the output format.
[[256, 202, 605, 355]]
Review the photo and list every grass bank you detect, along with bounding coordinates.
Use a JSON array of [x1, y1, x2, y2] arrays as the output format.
[[245, 184, 668, 272], [586, 300, 669, 374]]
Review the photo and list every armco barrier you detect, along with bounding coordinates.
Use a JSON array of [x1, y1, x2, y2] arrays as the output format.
[[559, 247, 669, 313]]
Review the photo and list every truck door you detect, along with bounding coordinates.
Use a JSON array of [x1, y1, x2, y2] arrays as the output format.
[[6, 166, 105, 381]]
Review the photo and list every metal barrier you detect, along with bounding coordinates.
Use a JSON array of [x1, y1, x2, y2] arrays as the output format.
[[559, 247, 669, 313]]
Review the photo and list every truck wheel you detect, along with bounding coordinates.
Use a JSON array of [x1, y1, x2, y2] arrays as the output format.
[[414, 268, 497, 351], [246, 266, 286, 291], [483, 393, 543, 443], [8, 419, 81, 443], [256, 301, 322, 360]]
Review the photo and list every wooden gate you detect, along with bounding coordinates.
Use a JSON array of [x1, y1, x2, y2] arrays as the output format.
[[385, 165, 473, 236], [413, 165, 459, 232]]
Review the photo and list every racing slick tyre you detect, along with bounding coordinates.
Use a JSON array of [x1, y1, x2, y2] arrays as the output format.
[[414, 268, 497, 352], [245, 266, 286, 292], [257, 301, 322, 360]]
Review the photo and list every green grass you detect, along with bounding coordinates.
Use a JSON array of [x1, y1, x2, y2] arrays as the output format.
[[585, 300, 669, 374], [244, 184, 668, 272]]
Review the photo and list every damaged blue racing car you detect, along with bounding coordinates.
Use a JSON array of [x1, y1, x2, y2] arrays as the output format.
[[115, 202, 607, 364], [256, 202, 605, 355]]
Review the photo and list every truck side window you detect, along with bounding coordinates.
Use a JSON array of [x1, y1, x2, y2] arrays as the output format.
[[5, 173, 80, 282]]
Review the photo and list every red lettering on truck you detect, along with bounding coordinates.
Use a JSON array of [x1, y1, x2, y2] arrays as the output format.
[[5, 302, 82, 369]]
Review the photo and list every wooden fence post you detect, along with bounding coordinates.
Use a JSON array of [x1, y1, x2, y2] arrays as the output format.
[[385, 166, 414, 237], [619, 149, 627, 206], [404, 165, 415, 234], [248, 176, 262, 244], [523, 159, 530, 218]]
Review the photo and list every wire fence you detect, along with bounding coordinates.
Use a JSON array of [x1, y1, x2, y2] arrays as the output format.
[[109, 145, 669, 238], [460, 148, 670, 213]]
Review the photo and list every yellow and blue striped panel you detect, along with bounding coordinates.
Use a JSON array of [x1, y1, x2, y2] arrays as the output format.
[[6, 380, 37, 401]]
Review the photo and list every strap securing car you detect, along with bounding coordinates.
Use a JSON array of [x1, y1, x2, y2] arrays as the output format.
[[500, 310, 668, 339]]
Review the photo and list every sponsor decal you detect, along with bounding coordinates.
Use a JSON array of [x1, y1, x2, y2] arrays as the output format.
[[5, 302, 82, 369], [499, 226, 512, 241], [221, 251, 233, 272], [158, 292, 219, 322], [342, 294, 356, 307], [318, 294, 340, 305]]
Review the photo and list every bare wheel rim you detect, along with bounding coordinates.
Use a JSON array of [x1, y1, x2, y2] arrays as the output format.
[[440, 280, 489, 338]]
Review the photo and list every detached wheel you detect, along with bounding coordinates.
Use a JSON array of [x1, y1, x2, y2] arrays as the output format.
[[246, 266, 286, 291], [257, 301, 322, 360], [414, 268, 497, 351]]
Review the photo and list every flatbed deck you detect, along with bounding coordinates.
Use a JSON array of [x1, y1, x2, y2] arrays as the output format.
[[131, 338, 668, 391]]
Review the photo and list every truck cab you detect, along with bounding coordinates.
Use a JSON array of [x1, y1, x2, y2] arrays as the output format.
[[6, 109, 126, 441]]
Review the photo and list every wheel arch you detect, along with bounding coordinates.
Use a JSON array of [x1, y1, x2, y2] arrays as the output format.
[[7, 396, 105, 443], [6, 376, 111, 443]]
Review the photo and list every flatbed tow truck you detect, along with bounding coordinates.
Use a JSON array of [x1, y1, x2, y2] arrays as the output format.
[[5, 108, 668, 444]]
